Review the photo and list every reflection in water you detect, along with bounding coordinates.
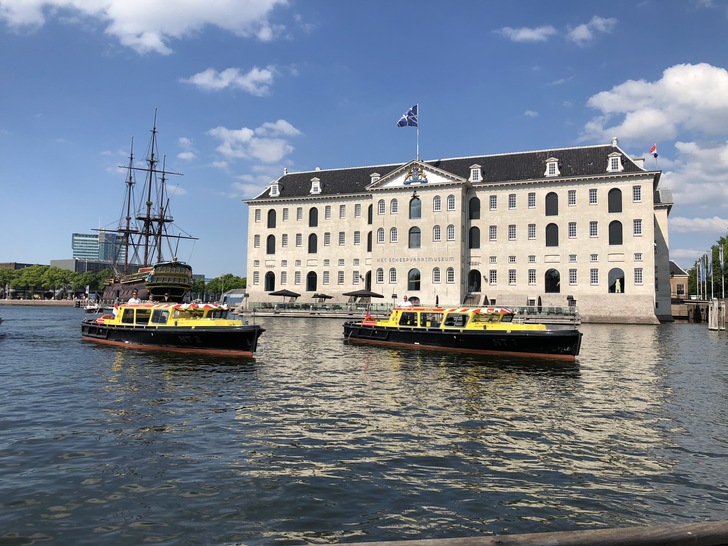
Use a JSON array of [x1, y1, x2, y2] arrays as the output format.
[[0, 308, 727, 543]]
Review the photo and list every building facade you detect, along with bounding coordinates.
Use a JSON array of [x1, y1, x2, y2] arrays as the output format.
[[72, 231, 127, 263], [245, 140, 673, 323]]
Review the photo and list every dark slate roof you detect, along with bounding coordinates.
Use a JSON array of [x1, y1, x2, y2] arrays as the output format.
[[669, 260, 688, 276], [249, 144, 649, 201]]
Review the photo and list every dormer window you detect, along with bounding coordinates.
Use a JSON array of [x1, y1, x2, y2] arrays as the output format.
[[310, 177, 321, 195], [370, 172, 380, 184], [470, 164, 482, 182], [270, 181, 280, 197], [607, 153, 624, 173], [544, 157, 560, 177]]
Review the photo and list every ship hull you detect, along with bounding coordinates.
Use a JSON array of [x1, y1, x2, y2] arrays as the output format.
[[81, 320, 264, 357], [343, 322, 582, 359]]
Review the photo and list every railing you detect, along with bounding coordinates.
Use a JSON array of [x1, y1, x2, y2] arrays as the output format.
[[240, 302, 580, 324]]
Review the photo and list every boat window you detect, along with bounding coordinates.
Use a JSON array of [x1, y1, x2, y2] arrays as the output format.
[[150, 309, 170, 324], [500, 314, 514, 323], [135, 309, 152, 325], [422, 312, 443, 328], [443, 314, 469, 328], [121, 309, 135, 324], [398, 312, 418, 326]]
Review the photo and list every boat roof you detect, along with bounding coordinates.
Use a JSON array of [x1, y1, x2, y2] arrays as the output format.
[[395, 306, 514, 314], [118, 302, 228, 310]]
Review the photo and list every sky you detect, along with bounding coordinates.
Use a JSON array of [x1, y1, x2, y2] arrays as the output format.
[[2, 0, 728, 277]]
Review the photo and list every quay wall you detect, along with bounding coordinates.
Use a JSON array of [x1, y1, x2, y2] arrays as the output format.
[[0, 299, 77, 307]]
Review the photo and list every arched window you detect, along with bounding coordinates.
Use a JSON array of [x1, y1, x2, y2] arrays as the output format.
[[433, 195, 442, 211], [408, 269, 421, 291], [308, 207, 318, 227], [447, 224, 455, 241], [446, 267, 455, 283], [267, 209, 276, 229], [266, 234, 275, 254], [469, 226, 480, 249], [545, 268, 561, 293], [390, 199, 399, 214], [376, 268, 384, 284], [409, 227, 421, 248], [410, 197, 422, 220], [390, 227, 398, 243], [378, 199, 385, 215], [545, 192, 559, 216], [389, 268, 397, 283], [469, 197, 481, 220], [608, 188, 622, 213], [367, 204, 373, 224], [409, 197, 421, 219], [377, 228, 385, 243], [447, 195, 456, 211], [433, 267, 441, 283], [367, 231, 372, 252], [433, 225, 441, 241], [306, 272, 317, 292], [308, 233, 317, 254], [264, 271, 275, 291], [609, 268, 625, 293], [609, 221, 623, 245], [545, 223, 559, 247], [468, 270, 482, 292]]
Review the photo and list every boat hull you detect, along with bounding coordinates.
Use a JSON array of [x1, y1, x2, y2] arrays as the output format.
[[343, 322, 582, 359], [81, 319, 265, 357]]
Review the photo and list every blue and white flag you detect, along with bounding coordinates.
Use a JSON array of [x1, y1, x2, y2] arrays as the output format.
[[707, 252, 713, 278], [397, 104, 418, 127]]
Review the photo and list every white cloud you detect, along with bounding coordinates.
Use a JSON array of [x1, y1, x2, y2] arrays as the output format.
[[229, 164, 285, 198], [208, 119, 300, 164], [566, 16, 617, 46], [523, 110, 539, 118], [177, 136, 197, 161], [498, 16, 616, 45], [0, 0, 287, 54], [669, 215, 728, 234], [498, 25, 557, 42], [582, 63, 728, 142], [181, 66, 277, 96]]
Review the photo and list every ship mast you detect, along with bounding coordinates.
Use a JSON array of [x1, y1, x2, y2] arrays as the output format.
[[122, 139, 136, 274], [135, 109, 182, 266], [94, 109, 196, 277]]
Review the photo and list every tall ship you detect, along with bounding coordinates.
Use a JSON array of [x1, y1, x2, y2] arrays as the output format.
[[99, 112, 196, 304]]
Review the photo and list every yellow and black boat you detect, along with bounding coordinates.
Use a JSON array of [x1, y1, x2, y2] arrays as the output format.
[[81, 302, 264, 357], [343, 306, 582, 359]]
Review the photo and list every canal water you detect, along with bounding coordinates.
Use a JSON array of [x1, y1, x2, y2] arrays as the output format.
[[0, 305, 726, 544]]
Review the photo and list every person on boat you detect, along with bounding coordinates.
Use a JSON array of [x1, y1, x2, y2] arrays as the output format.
[[128, 290, 142, 304], [398, 295, 413, 308]]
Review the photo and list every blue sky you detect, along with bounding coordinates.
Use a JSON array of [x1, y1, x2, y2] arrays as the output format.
[[2, 0, 728, 276]]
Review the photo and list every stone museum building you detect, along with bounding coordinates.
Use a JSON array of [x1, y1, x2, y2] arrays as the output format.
[[245, 138, 673, 323]]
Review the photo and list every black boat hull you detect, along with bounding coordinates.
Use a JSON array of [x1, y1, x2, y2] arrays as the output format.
[[81, 319, 265, 357], [343, 322, 582, 359]]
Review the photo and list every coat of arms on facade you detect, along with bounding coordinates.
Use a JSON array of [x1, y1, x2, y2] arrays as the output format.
[[404, 165, 428, 185]]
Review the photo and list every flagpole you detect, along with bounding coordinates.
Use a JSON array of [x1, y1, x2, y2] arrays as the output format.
[[711, 250, 714, 300], [721, 244, 725, 300], [416, 103, 420, 161]]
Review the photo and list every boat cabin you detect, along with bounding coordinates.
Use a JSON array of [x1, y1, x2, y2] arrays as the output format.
[[108, 303, 232, 327], [388, 307, 517, 330]]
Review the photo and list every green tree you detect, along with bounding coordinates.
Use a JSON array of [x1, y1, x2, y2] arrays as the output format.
[[205, 274, 246, 301], [0, 268, 18, 297]]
